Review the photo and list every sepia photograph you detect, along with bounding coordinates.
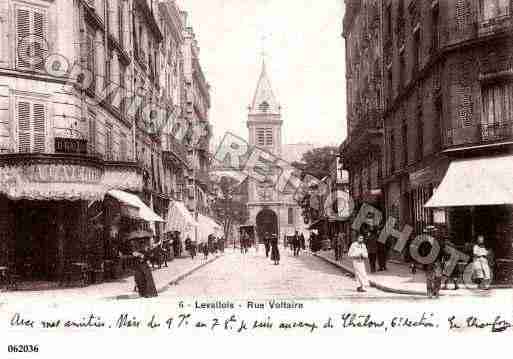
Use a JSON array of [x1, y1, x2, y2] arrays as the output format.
[[0, 0, 513, 356]]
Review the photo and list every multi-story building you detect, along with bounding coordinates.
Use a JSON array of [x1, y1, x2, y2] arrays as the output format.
[[158, 1, 190, 205], [375, 0, 513, 281], [341, 0, 385, 214], [181, 19, 213, 218], [0, 0, 211, 282]]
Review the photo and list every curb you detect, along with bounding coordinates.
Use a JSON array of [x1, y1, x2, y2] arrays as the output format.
[[110, 254, 222, 300], [312, 252, 427, 296]]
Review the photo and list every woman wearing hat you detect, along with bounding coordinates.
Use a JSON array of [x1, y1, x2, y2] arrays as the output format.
[[133, 243, 158, 298], [270, 233, 280, 265]]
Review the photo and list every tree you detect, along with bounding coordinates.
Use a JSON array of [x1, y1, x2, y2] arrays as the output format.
[[211, 176, 249, 240], [291, 146, 338, 180], [291, 146, 338, 225]]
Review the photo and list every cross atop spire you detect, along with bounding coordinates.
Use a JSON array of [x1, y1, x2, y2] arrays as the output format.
[[260, 34, 267, 66]]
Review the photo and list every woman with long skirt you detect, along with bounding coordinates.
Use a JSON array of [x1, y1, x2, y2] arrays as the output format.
[[473, 235, 491, 289], [270, 234, 280, 265], [133, 249, 158, 298]]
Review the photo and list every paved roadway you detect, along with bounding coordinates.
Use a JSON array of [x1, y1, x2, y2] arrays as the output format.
[[161, 246, 407, 301]]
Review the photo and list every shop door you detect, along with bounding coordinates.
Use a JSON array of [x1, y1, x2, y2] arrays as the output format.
[[15, 203, 57, 280]]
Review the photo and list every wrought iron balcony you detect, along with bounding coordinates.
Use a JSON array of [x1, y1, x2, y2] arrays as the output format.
[[442, 121, 513, 148], [478, 13, 513, 38], [481, 121, 513, 143]]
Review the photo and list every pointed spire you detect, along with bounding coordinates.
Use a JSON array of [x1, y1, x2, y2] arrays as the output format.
[[250, 57, 280, 115]]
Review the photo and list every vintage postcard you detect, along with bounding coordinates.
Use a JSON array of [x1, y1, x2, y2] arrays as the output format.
[[1, 0, 513, 357]]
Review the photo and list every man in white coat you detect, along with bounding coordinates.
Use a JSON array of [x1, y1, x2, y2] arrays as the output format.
[[348, 234, 370, 292]]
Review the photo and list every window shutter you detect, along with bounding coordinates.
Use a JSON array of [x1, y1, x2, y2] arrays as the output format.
[[33, 10, 47, 71], [16, 7, 47, 71], [89, 113, 96, 153], [32, 103, 46, 152], [17, 101, 31, 152], [16, 8, 31, 70]]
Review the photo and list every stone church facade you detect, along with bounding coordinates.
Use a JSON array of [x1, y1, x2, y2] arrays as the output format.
[[246, 61, 307, 243]]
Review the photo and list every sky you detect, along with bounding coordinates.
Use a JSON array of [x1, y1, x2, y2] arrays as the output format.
[[175, 0, 346, 148]]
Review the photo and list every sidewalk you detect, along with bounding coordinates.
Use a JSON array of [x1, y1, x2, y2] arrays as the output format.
[[0, 253, 222, 302], [314, 250, 509, 297]]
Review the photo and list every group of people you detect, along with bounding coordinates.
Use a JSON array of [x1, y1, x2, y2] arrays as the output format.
[[185, 234, 225, 260], [424, 234, 493, 298], [347, 226, 494, 296], [290, 231, 306, 256]]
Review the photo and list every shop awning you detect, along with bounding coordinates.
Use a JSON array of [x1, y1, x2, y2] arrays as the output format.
[[424, 155, 513, 208], [107, 189, 165, 222], [165, 201, 198, 236], [197, 214, 222, 243]]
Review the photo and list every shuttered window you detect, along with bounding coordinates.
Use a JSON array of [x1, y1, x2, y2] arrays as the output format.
[[17, 100, 46, 153], [118, 2, 124, 46], [288, 207, 294, 225], [119, 133, 127, 161], [256, 128, 265, 146], [105, 122, 113, 160], [88, 112, 97, 154], [265, 128, 273, 146], [16, 6, 48, 71], [85, 29, 96, 94]]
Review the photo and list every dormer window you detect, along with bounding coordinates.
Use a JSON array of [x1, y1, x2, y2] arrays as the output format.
[[259, 101, 270, 112]]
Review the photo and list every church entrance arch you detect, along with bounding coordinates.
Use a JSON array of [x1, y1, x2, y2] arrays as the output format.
[[256, 208, 278, 243]]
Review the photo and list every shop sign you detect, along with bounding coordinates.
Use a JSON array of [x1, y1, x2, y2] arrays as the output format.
[[23, 164, 102, 183], [410, 167, 435, 187]]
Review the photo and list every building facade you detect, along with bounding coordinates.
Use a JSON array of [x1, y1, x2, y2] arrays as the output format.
[[341, 0, 385, 215], [344, 0, 513, 281], [181, 19, 213, 219], [246, 60, 307, 242], [0, 0, 211, 282]]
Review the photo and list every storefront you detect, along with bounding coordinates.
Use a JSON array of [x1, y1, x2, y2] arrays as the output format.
[[425, 154, 513, 283], [164, 201, 198, 241], [0, 154, 145, 284]]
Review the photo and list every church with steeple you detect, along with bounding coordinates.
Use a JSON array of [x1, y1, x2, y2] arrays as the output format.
[[246, 60, 307, 242]]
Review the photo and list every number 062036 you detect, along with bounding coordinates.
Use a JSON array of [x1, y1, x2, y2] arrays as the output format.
[[7, 344, 39, 353]]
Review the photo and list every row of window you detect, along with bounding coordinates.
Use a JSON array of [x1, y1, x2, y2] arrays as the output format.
[[15, 97, 130, 162], [386, 80, 513, 174], [384, 1, 438, 105]]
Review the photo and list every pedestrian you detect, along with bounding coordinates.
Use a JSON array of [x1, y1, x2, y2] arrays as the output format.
[[292, 230, 300, 256], [240, 231, 248, 254], [264, 232, 271, 258], [270, 233, 280, 265], [202, 241, 209, 259], [366, 233, 378, 273], [133, 246, 158, 298], [218, 236, 225, 254], [426, 251, 443, 299], [172, 232, 182, 258], [348, 234, 370, 292], [473, 235, 491, 290], [162, 238, 172, 266], [441, 241, 460, 290], [300, 232, 305, 250]]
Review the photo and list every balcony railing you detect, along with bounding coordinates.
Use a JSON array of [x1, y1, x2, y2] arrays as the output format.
[[481, 121, 513, 142], [442, 121, 513, 147], [478, 13, 513, 37]]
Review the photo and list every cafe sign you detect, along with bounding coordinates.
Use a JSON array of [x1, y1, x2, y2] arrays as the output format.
[[22, 164, 103, 183]]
